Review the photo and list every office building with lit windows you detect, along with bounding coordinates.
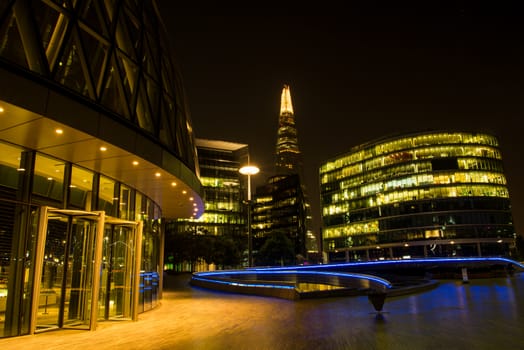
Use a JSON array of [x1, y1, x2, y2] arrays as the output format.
[[252, 174, 311, 265], [165, 139, 249, 271], [0, 1, 202, 337], [320, 131, 515, 263]]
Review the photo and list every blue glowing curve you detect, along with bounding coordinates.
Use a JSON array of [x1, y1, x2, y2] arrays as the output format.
[[190, 257, 522, 299], [247, 256, 524, 272], [194, 270, 393, 289]]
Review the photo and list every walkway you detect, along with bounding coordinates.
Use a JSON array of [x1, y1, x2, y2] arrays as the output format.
[[1, 272, 524, 350]]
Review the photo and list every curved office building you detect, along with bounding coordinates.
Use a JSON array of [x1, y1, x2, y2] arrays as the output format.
[[0, 1, 203, 337], [320, 131, 515, 262]]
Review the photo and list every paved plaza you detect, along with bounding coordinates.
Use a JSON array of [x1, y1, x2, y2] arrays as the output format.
[[1, 272, 524, 350]]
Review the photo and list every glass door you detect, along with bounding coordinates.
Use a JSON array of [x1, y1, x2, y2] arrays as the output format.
[[98, 220, 142, 321], [34, 209, 103, 332]]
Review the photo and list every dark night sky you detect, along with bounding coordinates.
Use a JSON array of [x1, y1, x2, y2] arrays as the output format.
[[157, 2, 523, 235]]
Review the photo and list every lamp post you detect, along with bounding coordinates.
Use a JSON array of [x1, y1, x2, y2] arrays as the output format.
[[239, 165, 259, 267]]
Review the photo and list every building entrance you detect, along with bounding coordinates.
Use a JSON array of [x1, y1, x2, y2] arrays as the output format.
[[31, 208, 142, 334], [34, 209, 102, 332], [99, 219, 142, 321]]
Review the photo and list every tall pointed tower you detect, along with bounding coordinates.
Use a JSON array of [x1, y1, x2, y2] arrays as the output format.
[[253, 83, 318, 263], [275, 84, 303, 177]]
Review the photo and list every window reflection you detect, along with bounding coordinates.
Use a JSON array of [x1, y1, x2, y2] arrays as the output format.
[[70, 165, 94, 210], [33, 154, 64, 202], [0, 142, 23, 189]]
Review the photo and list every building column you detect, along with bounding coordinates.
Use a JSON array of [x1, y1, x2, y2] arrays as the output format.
[[477, 241, 482, 256]]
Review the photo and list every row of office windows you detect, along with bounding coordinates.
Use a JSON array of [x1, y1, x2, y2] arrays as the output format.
[[323, 160, 505, 194], [320, 132, 499, 173], [324, 210, 513, 239], [323, 184, 509, 215], [326, 169, 506, 204], [321, 150, 502, 185], [325, 224, 514, 250]]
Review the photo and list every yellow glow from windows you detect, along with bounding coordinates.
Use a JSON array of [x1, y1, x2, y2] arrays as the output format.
[[323, 219, 379, 239], [324, 184, 509, 217]]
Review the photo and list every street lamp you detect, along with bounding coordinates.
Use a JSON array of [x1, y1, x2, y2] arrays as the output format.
[[239, 165, 259, 267]]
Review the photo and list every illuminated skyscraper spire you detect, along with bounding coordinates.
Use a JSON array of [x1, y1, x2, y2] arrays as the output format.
[[275, 84, 302, 176], [273, 84, 317, 255]]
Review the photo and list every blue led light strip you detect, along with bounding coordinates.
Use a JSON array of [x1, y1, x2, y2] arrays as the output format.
[[192, 276, 296, 290], [246, 256, 524, 271], [191, 257, 522, 297]]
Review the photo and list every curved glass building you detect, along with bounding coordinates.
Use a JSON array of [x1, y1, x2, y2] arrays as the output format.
[[0, 1, 202, 337], [320, 131, 515, 262]]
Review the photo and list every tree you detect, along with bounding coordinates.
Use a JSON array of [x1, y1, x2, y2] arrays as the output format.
[[165, 230, 212, 271], [208, 235, 243, 268], [256, 231, 295, 266]]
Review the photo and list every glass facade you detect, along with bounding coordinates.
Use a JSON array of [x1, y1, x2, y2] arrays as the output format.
[[0, 142, 164, 335], [165, 139, 248, 271], [320, 132, 516, 262], [0, 0, 202, 338], [252, 174, 310, 265], [0, 0, 197, 170]]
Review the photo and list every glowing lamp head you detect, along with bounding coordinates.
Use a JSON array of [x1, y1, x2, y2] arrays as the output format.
[[239, 165, 260, 176]]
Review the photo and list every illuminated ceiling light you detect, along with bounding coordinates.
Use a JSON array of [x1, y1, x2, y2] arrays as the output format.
[[182, 190, 187, 194], [404, 243, 409, 247], [69, 185, 76, 188], [47, 177, 53, 181], [193, 203, 197, 206], [132, 161, 139, 166], [376, 246, 381, 249], [0, 106, 4, 113], [171, 182, 177, 186], [55, 128, 63, 134], [16, 168, 25, 172], [450, 241, 455, 245], [497, 239, 503, 243], [189, 197, 194, 201], [100, 146, 107, 151], [155, 172, 161, 177]]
